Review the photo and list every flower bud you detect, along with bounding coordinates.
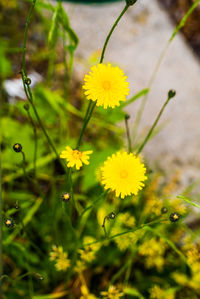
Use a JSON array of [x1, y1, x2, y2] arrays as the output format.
[[13, 143, 22, 153], [25, 77, 31, 85], [169, 212, 180, 223], [126, 0, 137, 6], [168, 89, 176, 99], [161, 207, 168, 214], [5, 218, 14, 228], [23, 103, 30, 111], [61, 193, 71, 202], [108, 212, 116, 219]]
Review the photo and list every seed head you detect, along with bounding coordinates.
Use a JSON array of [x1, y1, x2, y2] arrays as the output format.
[[161, 207, 168, 214], [5, 218, 14, 228], [62, 193, 71, 202], [169, 212, 180, 223], [13, 143, 22, 153]]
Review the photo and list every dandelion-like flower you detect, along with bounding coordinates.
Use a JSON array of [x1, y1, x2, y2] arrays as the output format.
[[83, 63, 129, 109], [101, 152, 147, 198], [60, 146, 93, 170]]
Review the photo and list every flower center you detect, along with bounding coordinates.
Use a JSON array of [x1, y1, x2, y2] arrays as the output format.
[[120, 169, 128, 179], [72, 150, 82, 160], [102, 80, 111, 91]]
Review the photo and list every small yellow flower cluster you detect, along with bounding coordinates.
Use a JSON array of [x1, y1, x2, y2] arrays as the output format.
[[139, 238, 167, 271], [149, 285, 174, 299], [80, 285, 97, 299], [111, 212, 138, 251], [75, 236, 100, 273], [169, 198, 186, 215], [49, 245, 70, 271], [60, 146, 93, 170], [100, 285, 123, 299]]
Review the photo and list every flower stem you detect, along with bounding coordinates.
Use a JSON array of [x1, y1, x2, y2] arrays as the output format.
[[0, 147, 3, 296], [136, 92, 175, 155], [22, 0, 36, 75], [21, 1, 66, 172], [99, 4, 129, 64], [76, 3, 131, 149], [26, 109, 37, 176], [125, 115, 132, 153]]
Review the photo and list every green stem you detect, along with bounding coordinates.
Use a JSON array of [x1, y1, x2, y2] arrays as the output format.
[[26, 109, 37, 176], [21, 151, 28, 180], [125, 116, 132, 153], [22, 0, 36, 75], [76, 4, 131, 149], [102, 217, 108, 238], [99, 4, 129, 64], [136, 92, 174, 155], [21, 1, 66, 172], [0, 143, 3, 296], [83, 218, 168, 248]]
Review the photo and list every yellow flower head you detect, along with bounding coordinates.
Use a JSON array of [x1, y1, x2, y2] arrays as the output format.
[[101, 285, 123, 299], [101, 152, 147, 198], [60, 146, 93, 170], [83, 63, 129, 109]]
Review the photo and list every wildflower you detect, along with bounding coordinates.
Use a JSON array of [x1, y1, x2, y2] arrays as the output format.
[[101, 152, 147, 198], [55, 253, 70, 271], [13, 143, 22, 153], [111, 212, 137, 251], [80, 285, 97, 299], [49, 245, 70, 271], [169, 212, 180, 223], [139, 238, 166, 271], [60, 146, 93, 170], [5, 218, 14, 228], [61, 192, 71, 202], [101, 285, 123, 299], [83, 63, 129, 109]]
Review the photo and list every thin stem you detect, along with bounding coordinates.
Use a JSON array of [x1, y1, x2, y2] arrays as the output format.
[[136, 92, 174, 155], [21, 151, 28, 180], [0, 142, 3, 296], [125, 116, 132, 153], [76, 3, 131, 149], [76, 100, 93, 149], [22, 0, 36, 75], [132, 42, 169, 143], [99, 4, 129, 63], [21, 3, 66, 172], [102, 217, 108, 238], [83, 218, 168, 248], [26, 109, 37, 176]]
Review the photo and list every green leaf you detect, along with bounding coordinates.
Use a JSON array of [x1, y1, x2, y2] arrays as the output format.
[[48, 5, 59, 48], [177, 195, 200, 209]]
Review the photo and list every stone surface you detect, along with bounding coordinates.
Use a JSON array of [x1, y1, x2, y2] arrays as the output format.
[[63, 0, 200, 188]]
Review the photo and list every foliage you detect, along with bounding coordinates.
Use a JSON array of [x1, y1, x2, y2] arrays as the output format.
[[1, 0, 200, 298]]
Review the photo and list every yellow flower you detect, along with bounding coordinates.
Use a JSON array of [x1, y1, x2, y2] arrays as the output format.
[[83, 63, 129, 109], [50, 245, 70, 272], [80, 285, 97, 299], [60, 146, 93, 170], [55, 254, 70, 271], [101, 285, 123, 299], [101, 152, 147, 198]]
